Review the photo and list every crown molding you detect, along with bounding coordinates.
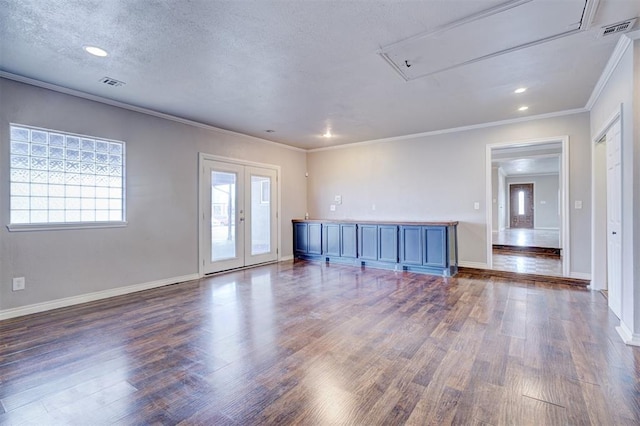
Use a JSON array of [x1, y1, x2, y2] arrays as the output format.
[[308, 108, 586, 153], [0, 71, 306, 153], [584, 31, 638, 110]]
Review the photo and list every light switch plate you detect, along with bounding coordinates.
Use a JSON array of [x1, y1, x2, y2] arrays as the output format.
[[12, 277, 25, 291], [334, 195, 342, 204], [474, 202, 480, 210], [575, 200, 582, 209]]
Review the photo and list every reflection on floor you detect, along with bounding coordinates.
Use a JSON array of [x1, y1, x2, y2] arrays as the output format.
[[492, 228, 562, 276], [493, 228, 560, 248], [492, 251, 563, 276]]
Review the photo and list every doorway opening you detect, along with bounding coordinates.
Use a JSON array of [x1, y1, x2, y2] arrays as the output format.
[[199, 154, 280, 275], [486, 137, 569, 277]]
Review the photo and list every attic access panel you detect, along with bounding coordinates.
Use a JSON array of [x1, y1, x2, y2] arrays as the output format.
[[379, 0, 589, 81]]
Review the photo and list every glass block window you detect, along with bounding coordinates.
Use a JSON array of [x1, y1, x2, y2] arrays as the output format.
[[9, 124, 125, 226]]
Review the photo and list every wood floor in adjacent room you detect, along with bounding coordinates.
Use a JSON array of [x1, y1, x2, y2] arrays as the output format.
[[1, 261, 638, 425]]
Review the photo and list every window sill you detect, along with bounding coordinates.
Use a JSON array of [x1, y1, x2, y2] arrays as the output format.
[[7, 222, 128, 232]]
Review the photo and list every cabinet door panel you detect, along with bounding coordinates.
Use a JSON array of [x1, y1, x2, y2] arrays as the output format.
[[378, 225, 398, 263], [308, 223, 322, 255], [323, 224, 341, 256], [358, 225, 378, 260], [294, 223, 308, 254], [424, 227, 446, 267], [400, 226, 422, 265], [340, 224, 357, 258]]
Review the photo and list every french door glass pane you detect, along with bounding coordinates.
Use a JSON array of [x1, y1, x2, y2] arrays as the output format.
[[251, 175, 270, 255], [211, 171, 236, 261]]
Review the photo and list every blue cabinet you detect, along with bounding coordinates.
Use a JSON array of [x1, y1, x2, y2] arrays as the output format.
[[400, 226, 422, 265], [293, 220, 457, 277], [293, 222, 308, 255], [323, 223, 341, 256], [308, 223, 322, 255], [358, 224, 378, 261], [340, 224, 357, 258], [399, 225, 450, 274], [378, 225, 398, 263], [294, 222, 322, 255], [424, 226, 446, 267]]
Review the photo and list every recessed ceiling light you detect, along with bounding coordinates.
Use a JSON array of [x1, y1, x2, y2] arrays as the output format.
[[83, 45, 108, 57], [518, 106, 529, 111], [323, 130, 332, 138], [514, 87, 527, 94]]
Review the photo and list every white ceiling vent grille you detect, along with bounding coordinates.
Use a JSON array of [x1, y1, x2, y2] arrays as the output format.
[[99, 77, 126, 87], [599, 18, 637, 37]]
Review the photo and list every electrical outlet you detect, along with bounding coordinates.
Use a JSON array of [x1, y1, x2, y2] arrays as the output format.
[[12, 277, 25, 291], [330, 204, 336, 211], [474, 202, 480, 210]]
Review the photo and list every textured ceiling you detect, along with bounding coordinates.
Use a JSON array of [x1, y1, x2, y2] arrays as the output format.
[[1, 0, 639, 149]]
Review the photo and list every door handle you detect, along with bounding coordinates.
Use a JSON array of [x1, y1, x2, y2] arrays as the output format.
[[612, 231, 617, 235]]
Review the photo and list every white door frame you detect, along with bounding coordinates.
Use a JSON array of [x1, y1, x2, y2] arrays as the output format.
[[485, 136, 570, 276], [591, 105, 622, 292], [198, 153, 281, 277]]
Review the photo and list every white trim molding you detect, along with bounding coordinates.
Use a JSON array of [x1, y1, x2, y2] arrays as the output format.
[[617, 321, 640, 347], [485, 136, 570, 276], [459, 261, 490, 269], [309, 109, 586, 153], [279, 255, 294, 262], [590, 104, 622, 292], [569, 272, 591, 281], [0, 71, 305, 153], [0, 273, 200, 321], [585, 34, 633, 110]]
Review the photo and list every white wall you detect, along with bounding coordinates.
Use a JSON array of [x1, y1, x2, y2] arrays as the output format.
[[589, 36, 638, 344], [307, 112, 592, 275], [0, 78, 308, 313], [491, 167, 499, 230], [497, 168, 506, 231], [505, 174, 560, 229]]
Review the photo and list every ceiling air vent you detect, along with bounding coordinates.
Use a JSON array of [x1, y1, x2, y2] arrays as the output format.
[[599, 18, 637, 37], [99, 77, 126, 87]]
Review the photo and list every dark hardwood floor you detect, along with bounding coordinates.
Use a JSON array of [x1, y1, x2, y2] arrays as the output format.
[[1, 261, 638, 425]]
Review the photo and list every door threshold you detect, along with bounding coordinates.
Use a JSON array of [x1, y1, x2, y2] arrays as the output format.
[[203, 260, 280, 277]]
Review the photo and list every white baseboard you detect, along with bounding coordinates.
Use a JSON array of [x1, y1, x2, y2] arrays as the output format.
[[459, 261, 489, 269], [534, 227, 560, 230], [0, 273, 200, 321], [569, 272, 591, 281], [616, 321, 640, 347], [279, 255, 294, 262]]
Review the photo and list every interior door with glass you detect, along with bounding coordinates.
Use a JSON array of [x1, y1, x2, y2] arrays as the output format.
[[202, 158, 278, 274]]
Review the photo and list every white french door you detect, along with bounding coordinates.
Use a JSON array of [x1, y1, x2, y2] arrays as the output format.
[[200, 157, 278, 274]]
